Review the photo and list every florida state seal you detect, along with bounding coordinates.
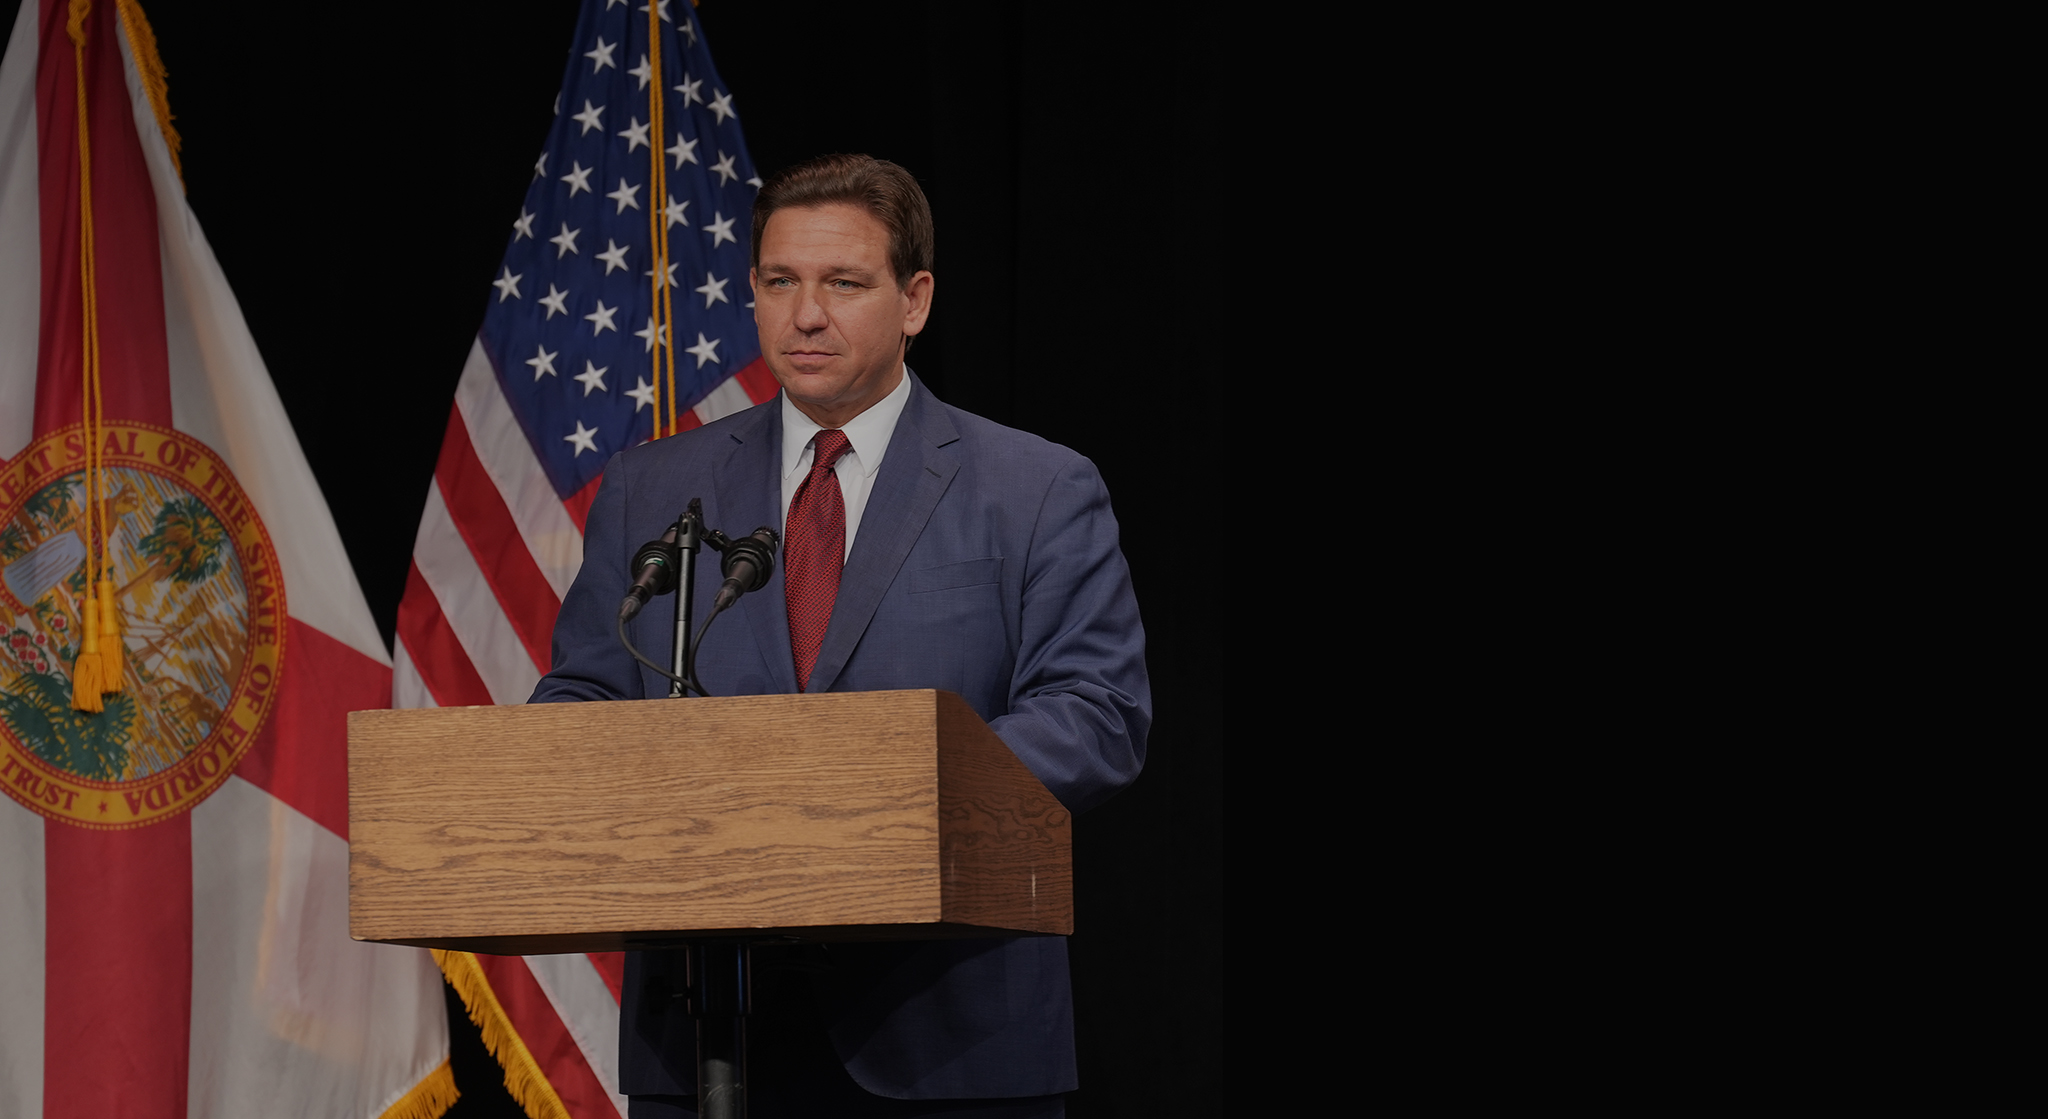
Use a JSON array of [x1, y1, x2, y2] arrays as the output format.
[[0, 422, 285, 829]]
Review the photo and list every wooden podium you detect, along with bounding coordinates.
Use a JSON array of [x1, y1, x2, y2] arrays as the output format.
[[347, 689, 1072, 954]]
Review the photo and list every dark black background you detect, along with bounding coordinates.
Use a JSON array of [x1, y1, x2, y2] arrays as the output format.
[[13, 0, 1274, 1113]]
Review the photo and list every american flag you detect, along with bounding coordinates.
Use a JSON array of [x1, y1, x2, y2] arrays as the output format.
[[391, 1, 770, 1115]]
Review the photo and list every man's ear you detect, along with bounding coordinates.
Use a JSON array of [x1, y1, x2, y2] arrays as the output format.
[[901, 270, 935, 337]]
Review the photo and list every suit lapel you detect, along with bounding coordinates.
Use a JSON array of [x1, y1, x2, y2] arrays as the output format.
[[806, 378, 959, 695], [711, 402, 801, 695]]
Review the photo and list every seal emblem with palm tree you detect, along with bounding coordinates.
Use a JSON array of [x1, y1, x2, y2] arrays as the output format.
[[0, 422, 285, 828]]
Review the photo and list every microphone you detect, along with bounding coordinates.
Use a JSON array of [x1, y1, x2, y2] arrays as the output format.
[[713, 528, 780, 611], [619, 526, 681, 621]]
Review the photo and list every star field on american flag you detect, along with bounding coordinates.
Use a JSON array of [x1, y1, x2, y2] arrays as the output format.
[[480, 0, 762, 503]]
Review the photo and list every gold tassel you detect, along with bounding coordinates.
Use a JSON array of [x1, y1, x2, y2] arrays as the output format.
[[71, 599, 104, 713], [96, 577, 124, 693]]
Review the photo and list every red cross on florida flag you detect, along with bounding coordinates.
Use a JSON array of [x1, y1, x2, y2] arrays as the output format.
[[0, 2, 452, 1117]]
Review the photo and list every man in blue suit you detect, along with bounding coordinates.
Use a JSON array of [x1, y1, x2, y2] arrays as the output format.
[[530, 154, 1150, 1118]]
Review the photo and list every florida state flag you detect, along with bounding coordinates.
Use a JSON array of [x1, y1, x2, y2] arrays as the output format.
[[0, 1, 452, 1116]]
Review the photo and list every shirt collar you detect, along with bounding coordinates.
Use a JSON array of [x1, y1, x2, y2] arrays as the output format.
[[779, 368, 913, 481]]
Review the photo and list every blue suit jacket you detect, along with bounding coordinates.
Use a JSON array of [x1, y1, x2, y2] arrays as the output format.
[[529, 375, 1150, 1100]]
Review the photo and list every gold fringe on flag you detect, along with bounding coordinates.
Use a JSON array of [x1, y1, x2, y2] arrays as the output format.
[[433, 950, 572, 1119], [111, 0, 181, 182], [375, 1057, 460, 1119]]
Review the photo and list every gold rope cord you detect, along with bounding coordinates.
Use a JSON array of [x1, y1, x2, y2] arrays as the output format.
[[66, 0, 106, 711], [659, 91, 677, 438], [646, 0, 664, 436], [646, 0, 680, 438]]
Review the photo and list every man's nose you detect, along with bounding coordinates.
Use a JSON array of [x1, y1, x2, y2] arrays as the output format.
[[793, 287, 829, 331]]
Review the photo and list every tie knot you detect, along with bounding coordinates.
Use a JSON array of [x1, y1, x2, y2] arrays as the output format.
[[811, 429, 851, 474]]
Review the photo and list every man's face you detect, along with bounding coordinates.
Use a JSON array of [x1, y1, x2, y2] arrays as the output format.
[[751, 203, 934, 429]]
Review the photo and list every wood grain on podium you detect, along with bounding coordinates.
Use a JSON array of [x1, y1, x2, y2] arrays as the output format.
[[347, 689, 1071, 953]]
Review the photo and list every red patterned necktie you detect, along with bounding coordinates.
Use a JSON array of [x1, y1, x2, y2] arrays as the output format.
[[785, 428, 852, 692]]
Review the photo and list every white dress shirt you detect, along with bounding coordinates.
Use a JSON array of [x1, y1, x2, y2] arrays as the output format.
[[778, 370, 912, 561]]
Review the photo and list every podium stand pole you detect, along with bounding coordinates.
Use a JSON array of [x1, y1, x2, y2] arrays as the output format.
[[689, 940, 750, 1119]]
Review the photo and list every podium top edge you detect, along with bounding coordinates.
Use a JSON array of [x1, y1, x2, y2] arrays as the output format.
[[346, 688, 964, 719]]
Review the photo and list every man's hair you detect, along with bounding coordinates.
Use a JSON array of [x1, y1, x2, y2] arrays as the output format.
[[751, 154, 934, 288]]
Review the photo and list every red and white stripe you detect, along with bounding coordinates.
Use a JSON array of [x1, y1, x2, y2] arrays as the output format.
[[394, 268, 775, 1116], [0, 1, 448, 1116], [393, 341, 776, 710]]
